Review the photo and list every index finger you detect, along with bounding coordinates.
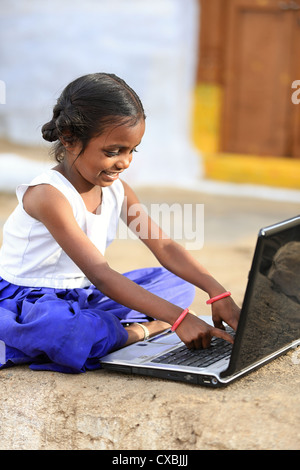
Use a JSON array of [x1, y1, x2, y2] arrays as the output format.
[[211, 327, 234, 344]]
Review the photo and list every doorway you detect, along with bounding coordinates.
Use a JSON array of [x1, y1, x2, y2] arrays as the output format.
[[220, 0, 300, 158]]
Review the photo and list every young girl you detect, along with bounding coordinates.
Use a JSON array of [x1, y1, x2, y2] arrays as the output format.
[[0, 73, 240, 373]]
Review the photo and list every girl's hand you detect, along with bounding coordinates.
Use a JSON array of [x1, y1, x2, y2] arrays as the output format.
[[175, 313, 234, 350], [211, 296, 241, 332]]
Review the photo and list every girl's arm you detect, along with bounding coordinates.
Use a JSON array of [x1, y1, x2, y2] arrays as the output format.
[[121, 181, 240, 332], [23, 183, 235, 349]]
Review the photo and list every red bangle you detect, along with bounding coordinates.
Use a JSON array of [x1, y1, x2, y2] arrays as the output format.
[[206, 291, 231, 305], [171, 308, 189, 332]]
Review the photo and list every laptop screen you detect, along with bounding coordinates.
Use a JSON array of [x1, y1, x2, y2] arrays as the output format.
[[225, 217, 300, 377]]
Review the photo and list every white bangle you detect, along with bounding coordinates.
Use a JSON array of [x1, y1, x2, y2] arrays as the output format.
[[134, 322, 150, 341]]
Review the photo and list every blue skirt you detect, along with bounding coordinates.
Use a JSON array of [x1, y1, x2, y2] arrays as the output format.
[[0, 268, 195, 373]]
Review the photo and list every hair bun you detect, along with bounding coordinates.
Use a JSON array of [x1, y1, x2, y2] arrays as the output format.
[[41, 119, 59, 142]]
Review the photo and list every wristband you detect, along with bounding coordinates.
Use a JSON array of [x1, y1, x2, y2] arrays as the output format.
[[206, 291, 231, 305], [171, 308, 189, 332]]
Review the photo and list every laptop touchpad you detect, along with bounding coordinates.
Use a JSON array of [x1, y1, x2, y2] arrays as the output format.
[[148, 330, 182, 345]]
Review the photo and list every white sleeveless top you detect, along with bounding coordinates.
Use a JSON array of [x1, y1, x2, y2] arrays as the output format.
[[0, 169, 124, 289]]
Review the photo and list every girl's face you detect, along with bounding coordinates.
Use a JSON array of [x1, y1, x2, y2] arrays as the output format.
[[64, 119, 145, 188]]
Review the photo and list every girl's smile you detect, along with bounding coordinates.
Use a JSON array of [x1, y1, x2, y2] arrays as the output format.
[[101, 170, 122, 181], [57, 119, 145, 192]]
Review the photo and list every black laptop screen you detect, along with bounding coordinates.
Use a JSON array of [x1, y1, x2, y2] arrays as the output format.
[[226, 218, 300, 376]]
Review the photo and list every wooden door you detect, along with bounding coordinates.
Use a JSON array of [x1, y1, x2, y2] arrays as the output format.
[[220, 0, 300, 158]]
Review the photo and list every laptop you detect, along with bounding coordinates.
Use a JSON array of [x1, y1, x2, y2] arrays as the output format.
[[100, 215, 300, 387]]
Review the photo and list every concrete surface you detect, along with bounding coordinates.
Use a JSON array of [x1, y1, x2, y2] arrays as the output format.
[[0, 186, 300, 450]]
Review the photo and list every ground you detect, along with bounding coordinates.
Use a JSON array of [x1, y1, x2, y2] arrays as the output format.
[[0, 144, 299, 450]]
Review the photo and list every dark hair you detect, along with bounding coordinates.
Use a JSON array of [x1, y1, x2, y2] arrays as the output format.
[[41, 73, 146, 162]]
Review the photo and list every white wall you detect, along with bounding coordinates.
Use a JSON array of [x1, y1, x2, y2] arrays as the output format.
[[0, 0, 202, 188]]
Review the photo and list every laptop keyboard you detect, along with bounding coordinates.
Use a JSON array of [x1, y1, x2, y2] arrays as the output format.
[[151, 335, 233, 368]]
